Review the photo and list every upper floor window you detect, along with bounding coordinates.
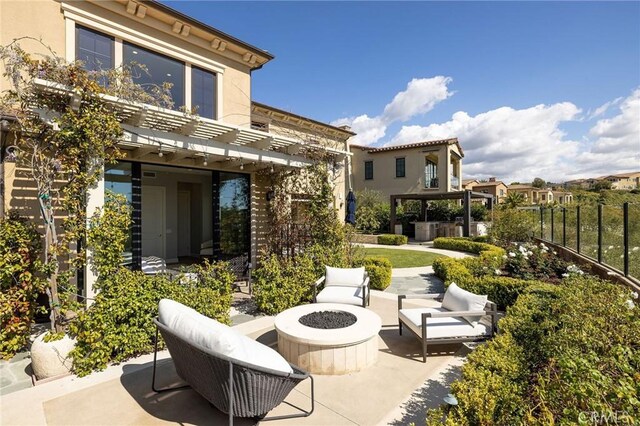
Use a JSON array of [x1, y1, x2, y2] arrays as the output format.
[[76, 26, 114, 85], [124, 42, 185, 108], [364, 161, 373, 180], [395, 157, 405, 178], [425, 157, 438, 188], [191, 66, 216, 119], [499, 189, 504, 196]]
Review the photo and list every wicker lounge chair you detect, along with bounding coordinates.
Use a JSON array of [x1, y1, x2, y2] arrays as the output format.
[[398, 283, 497, 362], [312, 266, 370, 308], [152, 300, 314, 425]]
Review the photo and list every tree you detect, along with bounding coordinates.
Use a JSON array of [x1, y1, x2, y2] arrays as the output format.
[[504, 192, 526, 208], [593, 180, 612, 191], [532, 177, 546, 188]]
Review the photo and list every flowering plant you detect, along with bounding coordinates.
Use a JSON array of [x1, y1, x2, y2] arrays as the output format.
[[502, 242, 570, 281]]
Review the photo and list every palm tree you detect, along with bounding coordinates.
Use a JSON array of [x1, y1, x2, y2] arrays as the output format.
[[504, 192, 526, 208]]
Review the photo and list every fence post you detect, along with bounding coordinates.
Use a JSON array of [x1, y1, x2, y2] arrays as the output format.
[[562, 207, 566, 247], [576, 205, 581, 254], [550, 208, 554, 243], [623, 202, 629, 277], [597, 204, 603, 263], [540, 206, 544, 239]]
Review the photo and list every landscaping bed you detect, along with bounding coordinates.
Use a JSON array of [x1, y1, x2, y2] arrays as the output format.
[[426, 236, 640, 424]]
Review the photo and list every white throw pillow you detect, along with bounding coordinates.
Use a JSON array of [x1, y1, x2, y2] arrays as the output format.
[[158, 299, 293, 374], [325, 266, 365, 287], [441, 283, 488, 326]]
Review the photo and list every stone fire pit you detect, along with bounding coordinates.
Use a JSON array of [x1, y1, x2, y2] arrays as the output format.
[[274, 303, 382, 375]]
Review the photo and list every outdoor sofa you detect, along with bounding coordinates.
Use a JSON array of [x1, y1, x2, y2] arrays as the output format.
[[312, 266, 370, 307], [152, 299, 314, 425], [398, 283, 497, 362]]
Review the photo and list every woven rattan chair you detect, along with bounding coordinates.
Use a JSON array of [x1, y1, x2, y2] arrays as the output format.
[[152, 319, 314, 425]]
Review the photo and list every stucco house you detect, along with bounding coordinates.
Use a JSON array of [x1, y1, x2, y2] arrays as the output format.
[[603, 172, 640, 190], [350, 138, 463, 200], [465, 178, 508, 204], [0, 0, 352, 298], [507, 185, 572, 205]]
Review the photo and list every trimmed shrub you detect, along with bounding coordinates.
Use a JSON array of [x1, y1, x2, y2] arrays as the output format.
[[455, 276, 545, 310], [0, 213, 48, 359], [359, 256, 392, 290], [428, 276, 640, 425], [253, 252, 317, 315], [69, 262, 233, 377], [489, 207, 536, 246], [433, 237, 497, 254], [377, 234, 408, 245]]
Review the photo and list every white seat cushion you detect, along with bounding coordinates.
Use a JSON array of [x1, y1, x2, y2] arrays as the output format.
[[325, 266, 365, 287], [399, 307, 491, 340], [316, 286, 366, 306], [441, 283, 488, 326], [158, 299, 293, 374]]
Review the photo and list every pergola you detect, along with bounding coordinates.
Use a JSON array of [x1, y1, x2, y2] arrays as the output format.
[[390, 190, 494, 237]]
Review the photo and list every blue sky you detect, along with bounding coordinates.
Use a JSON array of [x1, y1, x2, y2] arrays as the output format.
[[167, 1, 640, 183]]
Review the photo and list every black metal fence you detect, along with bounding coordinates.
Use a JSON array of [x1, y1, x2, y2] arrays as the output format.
[[531, 203, 640, 281]]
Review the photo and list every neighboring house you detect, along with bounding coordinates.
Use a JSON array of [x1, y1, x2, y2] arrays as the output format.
[[469, 178, 508, 204], [563, 178, 590, 189], [0, 0, 351, 297], [507, 185, 572, 205], [552, 191, 573, 204], [461, 179, 479, 191], [603, 172, 640, 190], [350, 138, 463, 200], [508, 185, 552, 204]]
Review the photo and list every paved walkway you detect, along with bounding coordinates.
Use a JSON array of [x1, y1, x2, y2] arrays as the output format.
[[357, 242, 471, 296]]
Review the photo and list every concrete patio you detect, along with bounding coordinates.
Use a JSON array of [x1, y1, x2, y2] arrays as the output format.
[[1, 291, 472, 425]]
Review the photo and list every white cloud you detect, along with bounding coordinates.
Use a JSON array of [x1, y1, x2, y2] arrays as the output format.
[[572, 88, 640, 176], [331, 76, 452, 145], [387, 103, 583, 182], [587, 96, 623, 120], [336, 78, 639, 183]]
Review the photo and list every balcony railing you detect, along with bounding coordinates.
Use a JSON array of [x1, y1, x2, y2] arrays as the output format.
[[425, 177, 439, 189]]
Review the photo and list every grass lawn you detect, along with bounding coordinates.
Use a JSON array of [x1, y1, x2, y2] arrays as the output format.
[[361, 248, 445, 268]]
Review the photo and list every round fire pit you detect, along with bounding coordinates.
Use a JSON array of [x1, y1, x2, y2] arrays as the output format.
[[274, 303, 382, 375]]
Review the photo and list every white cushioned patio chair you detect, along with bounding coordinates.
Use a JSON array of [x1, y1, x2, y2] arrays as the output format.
[[398, 283, 497, 362], [312, 266, 370, 308], [152, 299, 314, 425]]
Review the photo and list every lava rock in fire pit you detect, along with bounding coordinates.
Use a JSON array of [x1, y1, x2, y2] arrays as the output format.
[[298, 310, 357, 329]]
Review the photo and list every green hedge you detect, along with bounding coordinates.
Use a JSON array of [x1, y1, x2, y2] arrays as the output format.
[[359, 256, 392, 290], [431, 238, 543, 310], [377, 234, 408, 245], [69, 261, 234, 376], [0, 213, 47, 359], [427, 276, 640, 425], [433, 237, 497, 254]]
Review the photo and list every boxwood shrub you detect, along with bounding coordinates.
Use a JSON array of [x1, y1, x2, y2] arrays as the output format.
[[377, 234, 408, 245], [427, 276, 640, 425], [359, 256, 392, 290]]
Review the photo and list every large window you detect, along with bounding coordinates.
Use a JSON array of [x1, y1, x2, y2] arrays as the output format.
[[364, 161, 373, 180], [395, 157, 405, 178], [219, 172, 250, 258], [76, 26, 114, 86], [105, 162, 134, 265], [425, 157, 438, 188], [192, 66, 216, 119], [124, 42, 185, 108]]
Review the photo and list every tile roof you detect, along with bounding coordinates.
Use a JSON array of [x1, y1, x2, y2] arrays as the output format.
[[350, 138, 463, 156]]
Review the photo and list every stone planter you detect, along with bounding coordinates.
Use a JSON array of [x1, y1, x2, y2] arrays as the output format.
[[30, 333, 75, 380]]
